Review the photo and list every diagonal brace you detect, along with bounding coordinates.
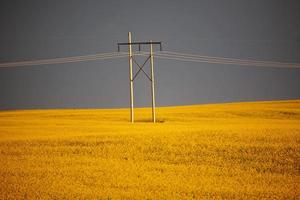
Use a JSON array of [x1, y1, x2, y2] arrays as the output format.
[[132, 56, 152, 81]]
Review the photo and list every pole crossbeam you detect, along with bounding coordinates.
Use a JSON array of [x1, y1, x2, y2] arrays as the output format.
[[118, 42, 162, 52], [119, 32, 161, 123]]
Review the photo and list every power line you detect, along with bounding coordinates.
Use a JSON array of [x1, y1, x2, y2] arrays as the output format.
[[155, 54, 300, 69], [160, 51, 299, 66], [0, 52, 128, 68], [0, 51, 151, 68], [1, 49, 300, 69], [153, 51, 300, 69]]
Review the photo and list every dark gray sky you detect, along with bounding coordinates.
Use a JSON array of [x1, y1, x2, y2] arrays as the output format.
[[0, 0, 300, 110]]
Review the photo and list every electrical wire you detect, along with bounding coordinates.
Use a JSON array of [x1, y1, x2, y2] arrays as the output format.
[[160, 51, 299, 66], [0, 51, 152, 68], [153, 51, 300, 69], [1, 49, 300, 69], [0, 52, 126, 68]]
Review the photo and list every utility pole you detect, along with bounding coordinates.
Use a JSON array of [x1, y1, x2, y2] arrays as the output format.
[[128, 32, 134, 123], [150, 40, 156, 123], [118, 32, 162, 123]]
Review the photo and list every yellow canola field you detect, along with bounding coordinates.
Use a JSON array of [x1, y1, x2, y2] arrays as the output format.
[[0, 100, 299, 199]]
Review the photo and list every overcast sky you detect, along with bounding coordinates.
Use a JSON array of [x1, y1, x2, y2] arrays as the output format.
[[0, 0, 300, 110]]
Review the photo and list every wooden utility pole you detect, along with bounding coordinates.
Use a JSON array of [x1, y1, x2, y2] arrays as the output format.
[[128, 32, 134, 123], [118, 33, 162, 123], [150, 40, 156, 122]]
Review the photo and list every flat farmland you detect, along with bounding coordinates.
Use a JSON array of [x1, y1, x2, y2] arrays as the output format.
[[0, 100, 299, 199]]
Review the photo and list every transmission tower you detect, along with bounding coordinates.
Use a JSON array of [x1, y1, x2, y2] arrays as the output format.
[[118, 32, 162, 123]]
